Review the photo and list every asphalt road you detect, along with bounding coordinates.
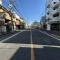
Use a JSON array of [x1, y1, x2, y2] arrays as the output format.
[[0, 29, 60, 60]]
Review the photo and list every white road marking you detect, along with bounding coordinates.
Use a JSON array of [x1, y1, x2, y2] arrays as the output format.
[[36, 29, 60, 41], [0, 43, 60, 60], [0, 30, 25, 43]]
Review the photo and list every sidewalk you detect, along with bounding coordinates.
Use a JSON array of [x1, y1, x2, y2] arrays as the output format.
[[0, 31, 20, 41]]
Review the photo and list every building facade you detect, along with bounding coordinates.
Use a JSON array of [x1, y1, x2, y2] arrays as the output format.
[[0, 0, 25, 33], [0, 5, 24, 33], [40, 16, 47, 29], [46, 0, 60, 30]]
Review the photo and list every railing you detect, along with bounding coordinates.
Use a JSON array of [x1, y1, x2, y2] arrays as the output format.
[[52, 9, 59, 15]]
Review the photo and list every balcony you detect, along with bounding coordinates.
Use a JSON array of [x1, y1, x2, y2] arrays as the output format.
[[46, 8, 53, 15], [54, 17, 59, 21], [49, 17, 59, 23], [4, 12, 11, 20], [0, 12, 4, 18], [0, 12, 5, 22], [53, 2, 60, 9], [52, 9, 59, 15], [47, 4, 50, 8], [46, 15, 53, 20], [46, 8, 50, 14]]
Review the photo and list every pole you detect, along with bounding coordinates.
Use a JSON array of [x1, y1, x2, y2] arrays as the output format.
[[9, 0, 13, 32], [39, 20, 40, 30]]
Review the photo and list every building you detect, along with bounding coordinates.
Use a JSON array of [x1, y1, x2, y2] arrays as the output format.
[[40, 16, 47, 29], [0, 5, 24, 32], [0, 0, 25, 33], [20, 18, 25, 29], [24, 22, 28, 29], [13, 13, 21, 30], [46, 0, 60, 30]]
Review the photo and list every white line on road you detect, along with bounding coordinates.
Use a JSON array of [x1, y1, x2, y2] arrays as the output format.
[[36, 29, 60, 41], [0, 31, 25, 43]]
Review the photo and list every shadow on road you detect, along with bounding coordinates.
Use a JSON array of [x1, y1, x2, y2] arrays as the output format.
[[10, 47, 30, 60], [8, 46, 60, 60], [34, 47, 60, 60]]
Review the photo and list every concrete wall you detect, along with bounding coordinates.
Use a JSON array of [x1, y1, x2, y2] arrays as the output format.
[[1, 26, 6, 32], [13, 22, 16, 31], [46, 0, 52, 5]]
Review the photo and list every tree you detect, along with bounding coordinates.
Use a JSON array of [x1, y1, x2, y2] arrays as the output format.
[[31, 21, 39, 29]]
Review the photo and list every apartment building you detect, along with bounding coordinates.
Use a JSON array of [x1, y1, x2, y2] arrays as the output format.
[[46, 0, 60, 30]]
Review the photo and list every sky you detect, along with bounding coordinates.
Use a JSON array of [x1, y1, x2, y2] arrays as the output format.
[[2, 0, 46, 25]]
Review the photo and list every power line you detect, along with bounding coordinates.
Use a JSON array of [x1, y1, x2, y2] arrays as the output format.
[[18, 0, 29, 23], [18, 0, 27, 19], [14, 1, 23, 17], [2, 0, 8, 8], [2, 0, 22, 18], [13, 5, 21, 17]]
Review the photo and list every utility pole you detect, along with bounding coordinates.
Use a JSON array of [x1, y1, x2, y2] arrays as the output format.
[[9, 0, 13, 32], [39, 20, 40, 30]]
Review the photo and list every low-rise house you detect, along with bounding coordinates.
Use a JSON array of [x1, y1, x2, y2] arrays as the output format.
[[0, 5, 22, 33]]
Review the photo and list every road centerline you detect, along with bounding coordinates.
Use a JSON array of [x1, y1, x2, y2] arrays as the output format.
[[30, 29, 35, 60]]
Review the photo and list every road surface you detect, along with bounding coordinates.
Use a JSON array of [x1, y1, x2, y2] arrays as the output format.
[[0, 29, 60, 60]]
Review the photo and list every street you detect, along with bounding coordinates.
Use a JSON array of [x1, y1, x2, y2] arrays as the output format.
[[0, 29, 60, 60]]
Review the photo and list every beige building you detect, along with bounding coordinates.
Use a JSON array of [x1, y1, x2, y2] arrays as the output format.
[[0, 5, 23, 33]]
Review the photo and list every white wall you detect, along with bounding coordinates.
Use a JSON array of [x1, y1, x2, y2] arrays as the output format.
[[47, 23, 51, 30], [46, 0, 52, 5], [46, 0, 60, 22]]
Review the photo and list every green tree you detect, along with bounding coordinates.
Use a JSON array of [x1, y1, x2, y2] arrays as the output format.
[[31, 21, 39, 29]]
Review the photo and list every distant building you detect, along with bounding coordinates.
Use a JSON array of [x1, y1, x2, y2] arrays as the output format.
[[40, 16, 47, 29], [19, 18, 25, 29]]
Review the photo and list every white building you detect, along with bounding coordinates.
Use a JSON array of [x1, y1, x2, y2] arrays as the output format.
[[46, 0, 60, 30], [0, 0, 2, 5]]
